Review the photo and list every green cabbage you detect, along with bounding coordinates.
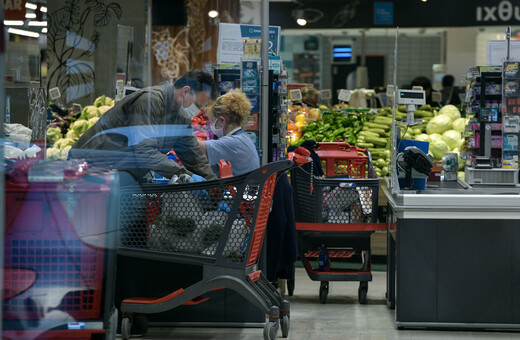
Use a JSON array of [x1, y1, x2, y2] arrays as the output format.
[[429, 133, 443, 141], [452, 118, 468, 133], [94, 95, 107, 107], [88, 117, 99, 128], [65, 129, 79, 140], [46, 147, 61, 160], [414, 133, 430, 142], [430, 139, 449, 160], [97, 105, 112, 116], [54, 138, 75, 149], [426, 114, 453, 134], [457, 171, 465, 181], [72, 119, 89, 135], [47, 127, 62, 143], [439, 104, 461, 121], [80, 105, 100, 120], [441, 130, 462, 150], [61, 145, 72, 160]]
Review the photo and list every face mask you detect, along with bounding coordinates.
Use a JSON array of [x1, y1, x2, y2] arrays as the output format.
[[179, 103, 200, 118], [210, 117, 224, 138]]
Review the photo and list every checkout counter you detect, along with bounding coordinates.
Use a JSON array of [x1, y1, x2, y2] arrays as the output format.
[[383, 88, 520, 330], [384, 177, 520, 330]]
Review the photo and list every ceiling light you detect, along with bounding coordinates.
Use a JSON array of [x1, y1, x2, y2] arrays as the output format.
[[8, 28, 40, 38], [41, 6, 47, 12], [28, 21, 47, 26], [4, 20, 24, 26], [26, 13, 37, 19], [208, 10, 219, 18], [421, 0, 427, 2], [291, 8, 323, 27], [42, 27, 48, 33], [297, 18, 307, 26], [25, 2, 37, 10]]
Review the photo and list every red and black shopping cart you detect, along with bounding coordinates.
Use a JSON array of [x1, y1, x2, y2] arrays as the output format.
[[117, 160, 294, 340], [291, 142, 386, 304], [2, 159, 119, 340]]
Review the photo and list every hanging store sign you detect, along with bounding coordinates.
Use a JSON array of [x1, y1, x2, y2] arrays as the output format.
[[4, 0, 26, 20], [217, 23, 281, 64], [269, 0, 520, 29]]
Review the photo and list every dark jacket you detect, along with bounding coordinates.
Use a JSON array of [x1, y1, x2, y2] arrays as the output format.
[[70, 84, 216, 181], [266, 173, 298, 282]]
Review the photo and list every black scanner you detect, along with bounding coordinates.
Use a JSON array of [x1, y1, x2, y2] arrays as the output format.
[[397, 146, 434, 189]]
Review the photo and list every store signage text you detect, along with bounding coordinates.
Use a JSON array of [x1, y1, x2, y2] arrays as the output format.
[[4, 0, 27, 20], [476, 1, 520, 22]]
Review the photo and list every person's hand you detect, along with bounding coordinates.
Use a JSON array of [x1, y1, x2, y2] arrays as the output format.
[[191, 174, 206, 182]]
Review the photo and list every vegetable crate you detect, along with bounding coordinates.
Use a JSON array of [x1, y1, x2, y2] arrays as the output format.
[[291, 142, 386, 304], [3, 160, 119, 340], [117, 160, 294, 340]]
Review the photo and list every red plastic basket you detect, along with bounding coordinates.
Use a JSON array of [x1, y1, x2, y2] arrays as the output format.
[[3, 176, 112, 322], [314, 142, 369, 178]]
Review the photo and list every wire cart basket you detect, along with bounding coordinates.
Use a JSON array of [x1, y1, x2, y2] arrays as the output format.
[[117, 160, 293, 340], [291, 142, 386, 304]]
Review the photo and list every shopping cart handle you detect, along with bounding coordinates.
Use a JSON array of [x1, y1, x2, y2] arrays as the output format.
[[288, 147, 312, 166]]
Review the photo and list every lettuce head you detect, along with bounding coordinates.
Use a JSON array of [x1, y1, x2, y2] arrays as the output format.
[[439, 104, 461, 121], [426, 114, 453, 134], [430, 139, 450, 160], [441, 130, 462, 150]]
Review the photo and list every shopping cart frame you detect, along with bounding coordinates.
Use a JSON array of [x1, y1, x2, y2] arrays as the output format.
[[117, 160, 293, 340], [291, 146, 385, 304]]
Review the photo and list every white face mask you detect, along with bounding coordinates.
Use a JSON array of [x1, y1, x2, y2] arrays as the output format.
[[179, 103, 200, 118], [210, 117, 225, 138]]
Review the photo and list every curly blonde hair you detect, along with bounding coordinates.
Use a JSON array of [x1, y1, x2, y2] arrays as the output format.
[[207, 89, 252, 127]]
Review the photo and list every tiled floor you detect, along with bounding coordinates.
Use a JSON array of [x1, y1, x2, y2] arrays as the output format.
[[133, 268, 519, 339]]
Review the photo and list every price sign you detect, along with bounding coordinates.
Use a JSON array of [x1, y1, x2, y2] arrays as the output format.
[[432, 91, 442, 103], [289, 89, 302, 101], [320, 89, 332, 100], [386, 85, 395, 96], [412, 86, 423, 91], [49, 87, 61, 100], [338, 89, 352, 102], [73, 103, 82, 114]]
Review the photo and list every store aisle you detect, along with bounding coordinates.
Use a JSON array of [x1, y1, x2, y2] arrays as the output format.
[[133, 268, 518, 340]]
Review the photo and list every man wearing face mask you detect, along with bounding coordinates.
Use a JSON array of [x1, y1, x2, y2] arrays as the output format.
[[69, 70, 217, 182], [198, 89, 259, 177]]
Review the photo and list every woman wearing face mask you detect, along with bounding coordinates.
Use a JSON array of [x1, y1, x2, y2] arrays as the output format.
[[198, 89, 259, 177]]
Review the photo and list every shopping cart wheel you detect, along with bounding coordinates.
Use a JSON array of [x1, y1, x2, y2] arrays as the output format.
[[358, 281, 368, 304], [121, 317, 131, 340], [319, 281, 329, 304], [280, 314, 290, 338], [132, 314, 149, 336], [264, 321, 279, 340], [287, 279, 295, 296]]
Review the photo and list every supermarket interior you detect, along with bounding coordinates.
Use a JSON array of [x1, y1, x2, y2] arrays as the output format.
[[3, 0, 520, 339]]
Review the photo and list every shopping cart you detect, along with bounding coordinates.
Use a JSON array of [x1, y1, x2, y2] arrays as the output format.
[[2, 159, 119, 340], [291, 142, 386, 304], [117, 160, 294, 340]]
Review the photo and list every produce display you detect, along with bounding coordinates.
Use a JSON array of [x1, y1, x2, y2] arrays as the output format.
[[46, 96, 115, 160], [288, 103, 469, 178]]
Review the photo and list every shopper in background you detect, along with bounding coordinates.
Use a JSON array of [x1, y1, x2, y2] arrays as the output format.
[[198, 89, 259, 177], [441, 74, 462, 106], [411, 76, 434, 105], [301, 86, 320, 108], [69, 70, 218, 182]]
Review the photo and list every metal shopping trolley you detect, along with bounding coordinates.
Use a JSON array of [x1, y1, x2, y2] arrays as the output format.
[[117, 160, 294, 340], [291, 142, 386, 304], [3, 159, 119, 340]]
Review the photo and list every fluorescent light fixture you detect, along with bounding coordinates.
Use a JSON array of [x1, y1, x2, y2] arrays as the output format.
[[26, 2, 37, 10], [8, 28, 40, 38], [41, 6, 47, 12], [4, 20, 24, 26], [28, 21, 47, 26], [42, 27, 48, 33], [296, 18, 307, 26], [208, 10, 219, 18], [26, 13, 37, 19]]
